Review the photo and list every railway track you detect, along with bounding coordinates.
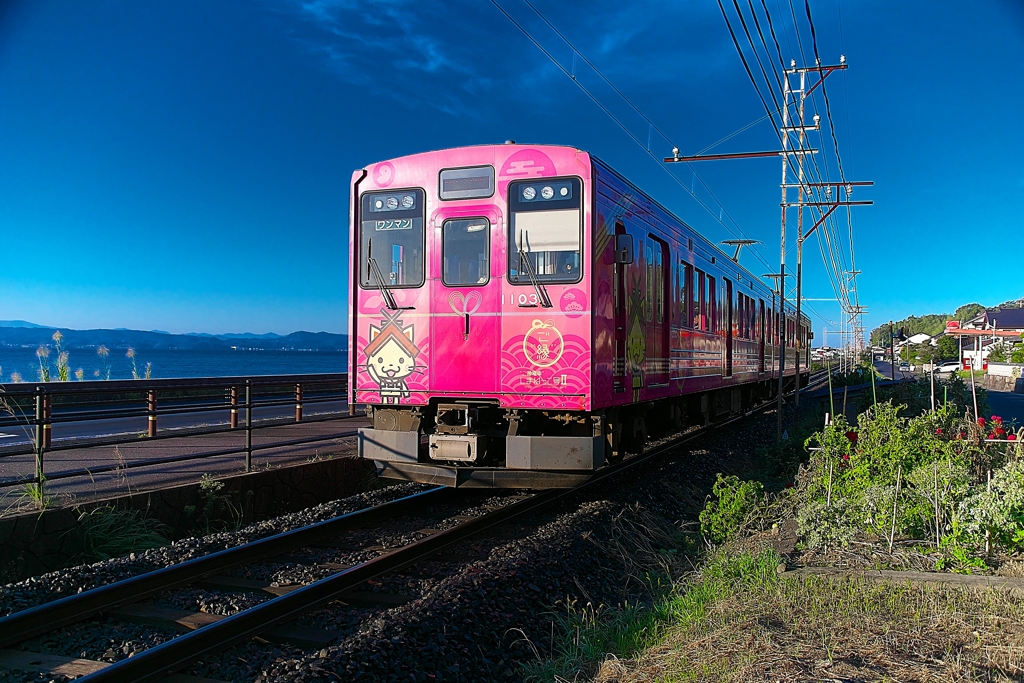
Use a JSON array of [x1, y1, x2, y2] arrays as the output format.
[[0, 374, 826, 683]]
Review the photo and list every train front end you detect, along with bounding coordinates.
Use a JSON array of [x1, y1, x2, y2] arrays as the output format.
[[349, 144, 600, 488]]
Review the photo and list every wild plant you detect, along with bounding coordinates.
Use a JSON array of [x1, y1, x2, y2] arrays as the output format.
[[184, 474, 246, 535], [96, 345, 111, 380], [52, 331, 70, 381], [126, 347, 152, 380], [74, 505, 169, 562], [699, 474, 764, 545], [36, 346, 51, 382]]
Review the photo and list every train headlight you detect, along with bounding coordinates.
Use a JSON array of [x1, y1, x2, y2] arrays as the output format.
[[401, 195, 414, 209], [559, 186, 568, 196], [386, 197, 399, 210], [522, 186, 536, 200], [375, 199, 384, 210], [541, 186, 554, 200]]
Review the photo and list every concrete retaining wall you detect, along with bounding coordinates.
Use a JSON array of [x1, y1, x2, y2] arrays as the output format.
[[0, 456, 376, 583]]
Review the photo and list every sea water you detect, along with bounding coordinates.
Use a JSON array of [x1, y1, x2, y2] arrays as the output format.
[[0, 348, 348, 382]]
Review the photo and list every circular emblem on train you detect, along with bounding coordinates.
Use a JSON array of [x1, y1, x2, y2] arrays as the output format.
[[559, 288, 587, 319], [373, 161, 396, 187], [498, 149, 556, 199], [522, 319, 564, 368]]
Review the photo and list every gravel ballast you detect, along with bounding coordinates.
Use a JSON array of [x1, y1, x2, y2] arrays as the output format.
[[2, 406, 783, 683]]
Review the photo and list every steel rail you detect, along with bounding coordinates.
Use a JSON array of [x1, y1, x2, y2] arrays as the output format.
[[0, 486, 450, 648], [72, 381, 818, 683]]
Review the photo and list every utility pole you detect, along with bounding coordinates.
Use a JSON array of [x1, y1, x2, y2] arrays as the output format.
[[779, 58, 872, 407], [666, 57, 870, 443]]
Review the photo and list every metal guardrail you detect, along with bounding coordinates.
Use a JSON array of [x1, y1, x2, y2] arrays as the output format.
[[0, 373, 355, 497]]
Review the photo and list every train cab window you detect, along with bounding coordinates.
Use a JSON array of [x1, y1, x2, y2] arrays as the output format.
[[507, 177, 582, 284], [442, 218, 490, 286], [359, 189, 425, 288]]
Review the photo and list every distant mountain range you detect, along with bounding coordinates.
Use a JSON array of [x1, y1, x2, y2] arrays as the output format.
[[0, 321, 347, 352]]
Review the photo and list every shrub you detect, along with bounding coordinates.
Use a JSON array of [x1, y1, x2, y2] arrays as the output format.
[[699, 474, 764, 544]]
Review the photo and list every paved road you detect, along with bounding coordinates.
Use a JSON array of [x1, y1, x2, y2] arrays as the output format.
[[872, 359, 917, 381], [0, 399, 351, 447], [0, 398, 369, 514], [986, 390, 1024, 430]]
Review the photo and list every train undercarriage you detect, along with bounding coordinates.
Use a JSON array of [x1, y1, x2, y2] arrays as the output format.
[[358, 373, 808, 489]]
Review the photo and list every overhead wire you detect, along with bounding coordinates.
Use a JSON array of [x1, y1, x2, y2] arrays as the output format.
[[493, 0, 777, 272]]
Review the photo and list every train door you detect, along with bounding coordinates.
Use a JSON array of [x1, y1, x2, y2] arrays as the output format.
[[724, 278, 733, 377], [612, 221, 628, 393], [758, 298, 766, 373], [430, 209, 501, 394], [646, 235, 669, 386]]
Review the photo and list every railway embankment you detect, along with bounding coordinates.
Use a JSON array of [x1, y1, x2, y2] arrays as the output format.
[[554, 375, 1024, 682], [0, 392, 783, 682], [0, 454, 374, 583]]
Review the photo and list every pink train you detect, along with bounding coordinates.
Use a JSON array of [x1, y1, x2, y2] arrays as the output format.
[[349, 143, 810, 488]]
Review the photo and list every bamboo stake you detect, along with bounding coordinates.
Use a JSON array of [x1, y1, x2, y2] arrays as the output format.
[[934, 461, 940, 548], [985, 469, 992, 557], [826, 460, 834, 509], [842, 386, 848, 417], [827, 359, 835, 417], [871, 363, 877, 406], [888, 464, 902, 553]]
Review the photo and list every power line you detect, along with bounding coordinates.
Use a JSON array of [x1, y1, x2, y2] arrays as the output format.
[[490, 0, 773, 271], [803, 0, 846, 182]]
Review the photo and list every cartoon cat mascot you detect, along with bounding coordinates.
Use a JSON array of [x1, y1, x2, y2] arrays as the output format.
[[365, 311, 421, 404]]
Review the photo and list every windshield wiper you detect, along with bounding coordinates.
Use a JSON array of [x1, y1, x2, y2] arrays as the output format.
[[367, 239, 413, 311], [517, 231, 552, 308]]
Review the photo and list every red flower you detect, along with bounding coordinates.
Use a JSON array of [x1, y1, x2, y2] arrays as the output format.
[[785, 483, 793, 489], [1009, 434, 1018, 441], [845, 430, 858, 444], [958, 431, 967, 439], [991, 415, 1003, 425], [996, 427, 1007, 437], [842, 454, 850, 461], [987, 434, 996, 441], [977, 417, 987, 427], [935, 428, 944, 436]]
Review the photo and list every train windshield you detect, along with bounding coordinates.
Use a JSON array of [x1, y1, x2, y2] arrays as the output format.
[[359, 189, 425, 288], [507, 177, 582, 284]]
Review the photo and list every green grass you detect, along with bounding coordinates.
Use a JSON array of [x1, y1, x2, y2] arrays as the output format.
[[530, 544, 1024, 682], [74, 505, 169, 562], [523, 549, 783, 682]]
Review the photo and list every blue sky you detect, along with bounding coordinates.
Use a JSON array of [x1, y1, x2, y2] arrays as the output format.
[[1, 0, 1021, 338]]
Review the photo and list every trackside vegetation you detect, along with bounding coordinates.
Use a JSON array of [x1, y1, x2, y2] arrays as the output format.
[[526, 371, 1024, 682]]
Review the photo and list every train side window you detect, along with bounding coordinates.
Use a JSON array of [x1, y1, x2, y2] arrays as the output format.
[[644, 243, 653, 322], [707, 276, 716, 333], [441, 218, 490, 286], [694, 269, 705, 331], [679, 261, 691, 327], [649, 235, 667, 324]]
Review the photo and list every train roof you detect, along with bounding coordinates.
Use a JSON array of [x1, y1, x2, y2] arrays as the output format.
[[357, 143, 808, 324]]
